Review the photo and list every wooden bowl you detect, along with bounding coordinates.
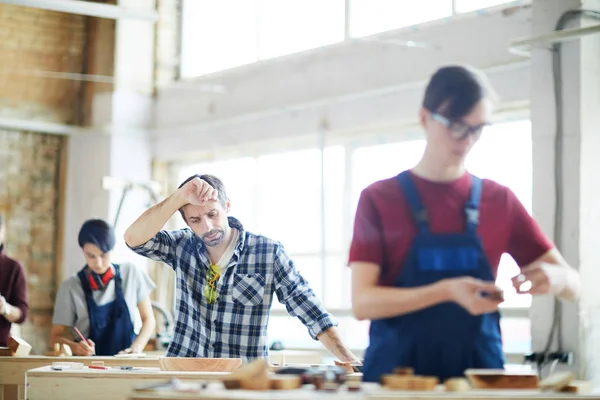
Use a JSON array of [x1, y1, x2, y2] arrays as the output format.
[[158, 357, 242, 372]]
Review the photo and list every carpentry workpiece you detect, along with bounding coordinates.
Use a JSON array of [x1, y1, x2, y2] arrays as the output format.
[[25, 365, 229, 400], [465, 368, 540, 389], [158, 357, 242, 372], [45, 343, 73, 357], [380, 374, 439, 390], [0, 355, 160, 400], [7, 337, 32, 357], [222, 359, 270, 390], [444, 377, 471, 392]]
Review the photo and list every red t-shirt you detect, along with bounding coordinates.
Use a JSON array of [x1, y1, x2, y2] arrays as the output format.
[[348, 171, 554, 286]]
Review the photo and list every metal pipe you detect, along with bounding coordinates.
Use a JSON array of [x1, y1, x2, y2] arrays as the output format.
[[509, 23, 600, 56]]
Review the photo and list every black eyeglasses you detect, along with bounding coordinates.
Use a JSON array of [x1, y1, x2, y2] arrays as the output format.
[[430, 112, 489, 140]]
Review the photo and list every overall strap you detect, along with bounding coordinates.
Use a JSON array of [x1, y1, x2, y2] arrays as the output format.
[[464, 174, 483, 233], [112, 264, 125, 299], [77, 268, 94, 298], [397, 171, 429, 233]]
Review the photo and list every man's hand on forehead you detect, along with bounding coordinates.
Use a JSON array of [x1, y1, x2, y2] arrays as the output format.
[[181, 178, 219, 206]]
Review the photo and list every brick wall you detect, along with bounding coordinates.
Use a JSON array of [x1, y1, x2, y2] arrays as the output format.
[[0, 129, 65, 353], [0, 4, 87, 124]]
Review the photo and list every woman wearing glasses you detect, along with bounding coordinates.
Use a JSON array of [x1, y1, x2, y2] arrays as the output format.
[[349, 65, 581, 382]]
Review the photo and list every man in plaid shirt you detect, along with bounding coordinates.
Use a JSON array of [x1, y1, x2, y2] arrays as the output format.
[[125, 174, 359, 363]]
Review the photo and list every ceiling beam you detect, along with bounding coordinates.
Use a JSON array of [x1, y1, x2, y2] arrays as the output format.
[[0, 0, 158, 21]]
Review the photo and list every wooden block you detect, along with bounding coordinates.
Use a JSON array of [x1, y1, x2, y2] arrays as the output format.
[[159, 357, 242, 372], [560, 380, 594, 394], [61, 343, 72, 356], [346, 380, 362, 392], [392, 367, 414, 376], [269, 375, 303, 390], [539, 371, 574, 391], [465, 369, 539, 389], [8, 336, 32, 356], [0, 346, 11, 356], [223, 359, 270, 391], [444, 377, 470, 392], [381, 375, 439, 391]]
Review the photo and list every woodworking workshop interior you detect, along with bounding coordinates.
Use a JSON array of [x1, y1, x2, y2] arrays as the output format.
[[1, 0, 600, 399]]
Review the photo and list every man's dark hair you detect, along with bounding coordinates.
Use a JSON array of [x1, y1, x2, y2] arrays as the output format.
[[422, 65, 497, 120], [177, 174, 228, 222], [78, 219, 116, 254]]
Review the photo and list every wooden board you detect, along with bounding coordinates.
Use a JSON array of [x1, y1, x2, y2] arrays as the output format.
[[159, 357, 242, 372], [465, 369, 539, 389], [25, 366, 230, 400]]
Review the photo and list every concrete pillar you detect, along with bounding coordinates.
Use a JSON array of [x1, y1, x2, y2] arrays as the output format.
[[530, 0, 600, 382]]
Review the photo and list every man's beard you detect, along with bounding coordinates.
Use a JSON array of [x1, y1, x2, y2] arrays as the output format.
[[202, 228, 226, 247]]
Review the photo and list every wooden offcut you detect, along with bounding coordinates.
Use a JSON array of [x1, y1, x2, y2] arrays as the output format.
[[539, 371, 574, 391], [560, 380, 594, 394], [465, 369, 539, 389], [222, 359, 270, 390], [8, 336, 32, 356], [158, 357, 242, 372], [381, 375, 439, 390], [269, 375, 302, 390], [444, 377, 470, 392]]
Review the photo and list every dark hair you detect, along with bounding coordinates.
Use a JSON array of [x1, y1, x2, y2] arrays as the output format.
[[422, 65, 497, 120], [177, 174, 228, 222], [78, 219, 116, 253]]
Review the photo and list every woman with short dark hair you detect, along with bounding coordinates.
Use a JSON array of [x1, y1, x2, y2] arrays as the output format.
[[349, 65, 581, 382], [50, 219, 156, 356]]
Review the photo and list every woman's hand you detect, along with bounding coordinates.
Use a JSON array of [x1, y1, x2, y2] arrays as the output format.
[[72, 339, 95, 356]]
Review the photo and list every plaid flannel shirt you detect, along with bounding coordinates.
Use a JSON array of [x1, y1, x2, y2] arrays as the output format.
[[128, 216, 337, 360]]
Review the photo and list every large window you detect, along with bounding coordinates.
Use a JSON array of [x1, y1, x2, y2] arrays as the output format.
[[172, 119, 533, 354], [180, 0, 527, 78]]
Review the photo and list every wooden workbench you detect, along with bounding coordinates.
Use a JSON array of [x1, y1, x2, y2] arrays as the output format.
[[126, 383, 600, 400], [25, 365, 229, 400], [0, 355, 160, 400]]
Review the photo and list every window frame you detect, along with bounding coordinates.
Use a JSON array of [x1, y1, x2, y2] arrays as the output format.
[[166, 110, 533, 355], [177, 0, 532, 80]]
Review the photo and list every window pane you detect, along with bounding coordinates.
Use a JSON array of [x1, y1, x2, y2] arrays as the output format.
[[258, 0, 345, 59], [289, 255, 323, 301], [324, 254, 351, 309], [256, 149, 322, 253], [501, 317, 531, 354], [180, 0, 258, 78], [466, 120, 533, 308], [349, 0, 452, 37], [267, 315, 316, 349], [324, 146, 345, 253], [455, 0, 521, 13], [351, 139, 426, 212]]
